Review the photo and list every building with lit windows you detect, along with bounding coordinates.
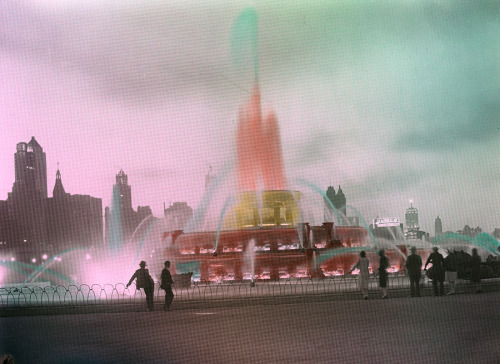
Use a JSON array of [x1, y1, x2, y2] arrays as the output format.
[[404, 201, 419, 240], [0, 138, 103, 262]]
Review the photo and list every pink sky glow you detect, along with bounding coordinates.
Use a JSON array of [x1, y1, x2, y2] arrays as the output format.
[[1, 2, 499, 233]]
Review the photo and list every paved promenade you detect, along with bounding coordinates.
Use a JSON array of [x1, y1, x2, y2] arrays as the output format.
[[1, 285, 499, 363]]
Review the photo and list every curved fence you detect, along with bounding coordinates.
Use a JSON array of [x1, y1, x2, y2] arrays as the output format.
[[0, 273, 416, 308], [1, 273, 489, 308]]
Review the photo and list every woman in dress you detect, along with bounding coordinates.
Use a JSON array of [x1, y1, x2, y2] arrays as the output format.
[[348, 251, 370, 300]]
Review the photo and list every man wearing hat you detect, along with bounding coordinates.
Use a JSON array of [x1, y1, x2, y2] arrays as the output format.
[[405, 247, 422, 297], [127, 261, 155, 311]]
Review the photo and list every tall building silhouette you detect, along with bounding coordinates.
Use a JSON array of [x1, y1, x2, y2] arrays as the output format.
[[1, 137, 103, 261], [205, 166, 214, 190], [405, 201, 419, 239], [115, 169, 132, 212], [435, 215, 442, 236], [325, 185, 347, 222], [104, 170, 152, 245], [14, 137, 48, 199], [164, 202, 193, 231], [7, 137, 48, 245], [46, 168, 102, 250]]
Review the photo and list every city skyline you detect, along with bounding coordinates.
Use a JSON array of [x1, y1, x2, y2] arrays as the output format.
[[1, 2, 499, 233]]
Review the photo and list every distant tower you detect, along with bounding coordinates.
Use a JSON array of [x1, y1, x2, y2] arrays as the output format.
[[52, 166, 66, 199], [14, 137, 47, 199], [435, 215, 442, 236], [325, 185, 347, 223], [9, 137, 48, 244], [335, 185, 346, 217], [205, 166, 214, 189], [326, 186, 335, 204], [405, 201, 419, 239], [115, 169, 132, 211]]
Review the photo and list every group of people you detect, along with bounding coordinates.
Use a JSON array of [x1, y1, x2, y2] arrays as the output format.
[[407, 246, 482, 296], [126, 260, 175, 311], [129, 247, 485, 308], [347, 249, 389, 300], [349, 246, 483, 299]]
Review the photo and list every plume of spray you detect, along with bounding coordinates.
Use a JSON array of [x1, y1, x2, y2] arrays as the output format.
[[233, 7, 286, 192], [232, 7, 259, 81]]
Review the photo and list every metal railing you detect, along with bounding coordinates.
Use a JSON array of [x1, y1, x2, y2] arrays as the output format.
[[0, 273, 404, 308], [0, 273, 486, 308]]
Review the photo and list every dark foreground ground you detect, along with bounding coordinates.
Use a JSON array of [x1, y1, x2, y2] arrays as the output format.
[[1, 291, 499, 364]]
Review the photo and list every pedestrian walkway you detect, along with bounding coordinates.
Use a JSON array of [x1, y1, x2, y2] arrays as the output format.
[[1, 276, 499, 316]]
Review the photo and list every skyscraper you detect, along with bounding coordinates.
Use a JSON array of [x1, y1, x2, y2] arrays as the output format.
[[14, 137, 47, 199], [325, 185, 347, 222], [405, 201, 419, 240], [104, 170, 152, 245], [115, 169, 132, 211], [8, 137, 48, 245], [435, 216, 442, 236]]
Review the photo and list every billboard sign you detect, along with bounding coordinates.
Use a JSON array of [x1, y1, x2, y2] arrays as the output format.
[[373, 217, 400, 227]]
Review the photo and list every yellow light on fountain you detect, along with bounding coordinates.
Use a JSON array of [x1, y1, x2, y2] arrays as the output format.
[[226, 190, 301, 229]]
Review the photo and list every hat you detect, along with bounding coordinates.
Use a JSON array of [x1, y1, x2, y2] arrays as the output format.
[[139, 261, 146, 267]]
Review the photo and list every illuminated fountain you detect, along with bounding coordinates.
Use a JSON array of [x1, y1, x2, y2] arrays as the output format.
[[158, 8, 371, 283], [157, 8, 500, 283]]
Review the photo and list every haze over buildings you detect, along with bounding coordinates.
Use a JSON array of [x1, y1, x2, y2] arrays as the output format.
[[1, 2, 499, 234], [0, 138, 103, 257]]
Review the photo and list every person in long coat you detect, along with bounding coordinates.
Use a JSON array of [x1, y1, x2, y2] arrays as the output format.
[[127, 261, 155, 311], [378, 250, 389, 299], [470, 248, 482, 293], [161, 261, 175, 311], [444, 251, 458, 295], [425, 247, 445, 296], [348, 251, 370, 300], [405, 247, 422, 297]]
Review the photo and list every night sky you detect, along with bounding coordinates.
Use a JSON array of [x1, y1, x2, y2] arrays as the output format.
[[1, 1, 499, 233]]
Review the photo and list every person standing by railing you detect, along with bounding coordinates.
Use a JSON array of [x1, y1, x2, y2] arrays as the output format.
[[424, 247, 445, 296], [126, 261, 155, 311], [405, 247, 422, 297], [378, 250, 389, 299], [348, 250, 370, 300], [470, 248, 482, 294], [161, 261, 174, 311], [444, 251, 458, 295]]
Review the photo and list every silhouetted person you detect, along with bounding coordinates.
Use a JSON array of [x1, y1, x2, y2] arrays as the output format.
[[470, 248, 482, 293], [127, 261, 155, 311], [348, 250, 370, 300], [425, 247, 445, 296], [405, 246, 422, 297], [444, 250, 458, 295], [378, 249, 389, 299], [161, 260, 174, 311]]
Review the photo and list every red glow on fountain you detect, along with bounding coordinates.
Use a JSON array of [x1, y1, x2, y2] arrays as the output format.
[[237, 84, 286, 191]]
